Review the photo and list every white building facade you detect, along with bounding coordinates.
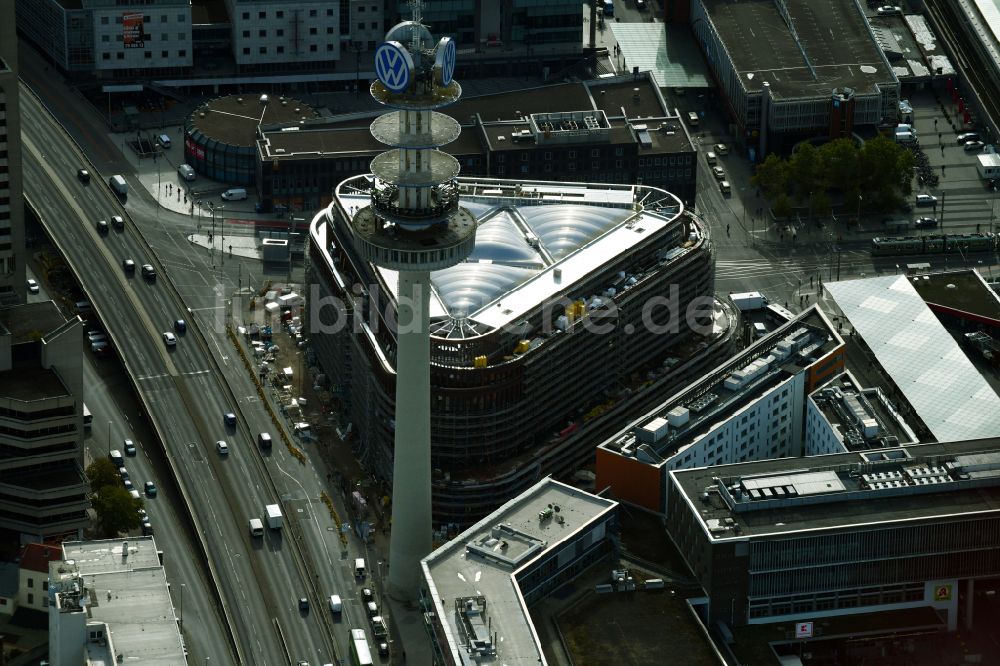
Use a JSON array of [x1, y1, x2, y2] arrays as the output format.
[[227, 0, 341, 69]]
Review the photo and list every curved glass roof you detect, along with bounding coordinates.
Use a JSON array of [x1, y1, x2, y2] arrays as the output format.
[[519, 205, 632, 259], [468, 214, 541, 265], [434, 263, 538, 317]]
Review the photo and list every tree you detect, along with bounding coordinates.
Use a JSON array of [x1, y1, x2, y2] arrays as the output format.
[[92, 485, 143, 537], [860, 136, 914, 192], [810, 191, 832, 219], [86, 458, 120, 493], [773, 193, 793, 219], [788, 143, 822, 203], [752, 153, 790, 199], [818, 138, 860, 194]]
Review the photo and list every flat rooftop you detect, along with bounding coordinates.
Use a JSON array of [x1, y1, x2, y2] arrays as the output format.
[[191, 94, 318, 147], [702, 0, 893, 100], [0, 367, 70, 402], [261, 72, 677, 159], [333, 177, 687, 339], [827, 275, 1000, 442], [62, 538, 185, 666], [810, 371, 917, 449], [671, 438, 1000, 540], [603, 306, 842, 461], [909, 269, 1000, 322], [422, 478, 617, 665], [0, 301, 72, 343]]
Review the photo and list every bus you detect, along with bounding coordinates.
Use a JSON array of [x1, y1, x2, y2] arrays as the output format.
[[83, 403, 93, 431], [764, 303, 795, 325], [350, 628, 373, 666]]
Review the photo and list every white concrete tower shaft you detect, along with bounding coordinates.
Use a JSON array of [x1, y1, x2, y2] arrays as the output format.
[[387, 269, 432, 598]]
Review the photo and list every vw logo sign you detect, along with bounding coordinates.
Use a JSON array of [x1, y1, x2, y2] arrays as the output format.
[[435, 37, 457, 87], [375, 41, 413, 93]]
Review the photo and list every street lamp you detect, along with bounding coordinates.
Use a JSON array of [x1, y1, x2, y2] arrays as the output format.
[[179, 583, 185, 627], [107, 421, 112, 455]]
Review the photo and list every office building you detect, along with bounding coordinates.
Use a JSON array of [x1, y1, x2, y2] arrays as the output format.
[[227, 0, 341, 73], [667, 438, 1000, 631], [688, 0, 899, 155], [18, 542, 63, 611], [0, 302, 89, 541], [259, 73, 697, 211], [806, 370, 918, 456], [185, 94, 319, 186], [309, 177, 718, 526], [596, 306, 845, 514], [16, 0, 193, 77], [49, 537, 185, 665], [422, 477, 618, 664], [0, 2, 25, 305], [393, 0, 583, 56]]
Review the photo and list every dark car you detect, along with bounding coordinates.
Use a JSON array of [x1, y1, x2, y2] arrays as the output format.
[[362, 587, 374, 603], [144, 481, 157, 497], [142, 264, 156, 281], [224, 412, 237, 427], [378, 642, 389, 657], [124, 439, 137, 456], [111, 215, 125, 231], [123, 259, 136, 274], [175, 319, 187, 333], [77, 169, 91, 183], [96, 219, 109, 235], [298, 597, 309, 612]]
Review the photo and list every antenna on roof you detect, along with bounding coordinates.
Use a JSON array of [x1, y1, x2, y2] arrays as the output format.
[[409, 0, 425, 51]]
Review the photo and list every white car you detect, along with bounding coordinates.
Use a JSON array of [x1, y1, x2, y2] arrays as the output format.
[[163, 332, 177, 346], [26, 279, 39, 294], [714, 143, 729, 155], [876, 5, 901, 15], [712, 166, 726, 180], [216, 440, 229, 455]]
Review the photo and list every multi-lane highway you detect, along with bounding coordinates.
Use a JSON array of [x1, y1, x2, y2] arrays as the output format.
[[20, 85, 348, 664]]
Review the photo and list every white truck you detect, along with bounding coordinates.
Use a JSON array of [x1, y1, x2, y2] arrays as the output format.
[[729, 291, 768, 312], [109, 174, 128, 197], [265, 504, 283, 530], [248, 518, 264, 537]]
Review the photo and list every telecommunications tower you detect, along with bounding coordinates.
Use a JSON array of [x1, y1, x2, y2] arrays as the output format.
[[356, 4, 476, 599]]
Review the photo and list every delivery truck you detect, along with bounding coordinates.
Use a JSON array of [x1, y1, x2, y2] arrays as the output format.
[[265, 504, 283, 530], [729, 291, 768, 311]]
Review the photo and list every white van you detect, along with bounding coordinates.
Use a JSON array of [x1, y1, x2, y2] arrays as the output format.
[[355, 558, 366, 578], [687, 111, 700, 126], [222, 188, 248, 201], [177, 164, 196, 181], [248, 518, 264, 537], [157, 134, 171, 148]]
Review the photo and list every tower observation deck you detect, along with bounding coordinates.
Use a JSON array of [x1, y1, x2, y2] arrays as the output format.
[[355, 6, 477, 600]]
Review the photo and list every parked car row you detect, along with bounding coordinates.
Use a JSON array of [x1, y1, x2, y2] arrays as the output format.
[[108, 446, 156, 535]]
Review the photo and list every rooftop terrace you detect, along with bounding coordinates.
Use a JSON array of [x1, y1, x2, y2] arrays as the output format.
[[0, 301, 74, 343], [671, 438, 1000, 540]]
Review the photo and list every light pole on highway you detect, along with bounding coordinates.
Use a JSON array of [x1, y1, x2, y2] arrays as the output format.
[[179, 583, 185, 627], [107, 421, 112, 455]]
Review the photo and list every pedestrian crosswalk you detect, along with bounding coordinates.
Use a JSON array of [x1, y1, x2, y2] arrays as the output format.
[[715, 253, 871, 281]]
